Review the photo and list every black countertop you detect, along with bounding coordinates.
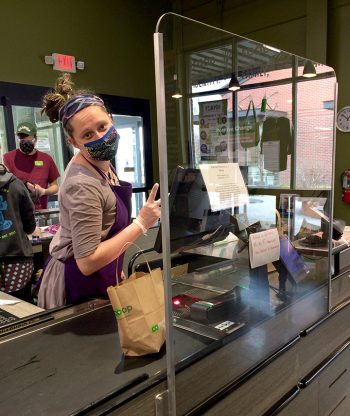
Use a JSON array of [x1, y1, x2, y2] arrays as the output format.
[[0, 304, 213, 416]]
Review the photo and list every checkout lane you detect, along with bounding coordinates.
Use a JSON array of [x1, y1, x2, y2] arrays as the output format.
[[0, 229, 344, 415], [2, 212, 350, 414], [0, 258, 329, 416]]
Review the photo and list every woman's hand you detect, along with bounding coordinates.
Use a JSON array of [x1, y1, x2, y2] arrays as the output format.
[[136, 183, 161, 231]]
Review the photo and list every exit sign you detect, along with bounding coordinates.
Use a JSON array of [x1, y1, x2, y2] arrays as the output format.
[[52, 53, 76, 73]]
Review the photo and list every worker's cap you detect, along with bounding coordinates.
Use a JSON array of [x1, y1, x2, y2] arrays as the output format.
[[17, 122, 37, 136]]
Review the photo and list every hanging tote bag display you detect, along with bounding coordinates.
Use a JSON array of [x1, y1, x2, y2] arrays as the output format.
[[239, 100, 259, 149], [107, 246, 165, 356]]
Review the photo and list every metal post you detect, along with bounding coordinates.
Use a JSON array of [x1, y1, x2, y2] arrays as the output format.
[[154, 32, 177, 416], [328, 81, 338, 312]]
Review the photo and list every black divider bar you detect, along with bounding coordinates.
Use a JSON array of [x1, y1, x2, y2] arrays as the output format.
[[261, 385, 300, 416], [299, 336, 350, 388]]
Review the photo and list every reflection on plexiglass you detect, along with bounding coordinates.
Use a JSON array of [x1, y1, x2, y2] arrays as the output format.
[[156, 15, 337, 411]]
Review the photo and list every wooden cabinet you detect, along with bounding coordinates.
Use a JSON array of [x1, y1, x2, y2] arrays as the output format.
[[318, 347, 350, 416], [331, 271, 350, 308], [180, 300, 350, 416], [262, 334, 350, 416]]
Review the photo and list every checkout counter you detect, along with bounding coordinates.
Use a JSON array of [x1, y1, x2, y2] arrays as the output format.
[[0, 291, 44, 320], [2, 182, 349, 413], [1, 226, 350, 415], [29, 208, 58, 279]]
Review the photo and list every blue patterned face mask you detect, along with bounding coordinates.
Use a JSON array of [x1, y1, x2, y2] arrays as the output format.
[[84, 125, 119, 161]]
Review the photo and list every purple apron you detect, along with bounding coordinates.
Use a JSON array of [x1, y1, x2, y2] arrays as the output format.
[[64, 166, 132, 304]]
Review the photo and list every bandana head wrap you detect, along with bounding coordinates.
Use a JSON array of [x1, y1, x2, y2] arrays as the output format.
[[58, 95, 105, 129]]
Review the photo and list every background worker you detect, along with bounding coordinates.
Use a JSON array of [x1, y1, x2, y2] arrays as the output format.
[[3, 122, 60, 210]]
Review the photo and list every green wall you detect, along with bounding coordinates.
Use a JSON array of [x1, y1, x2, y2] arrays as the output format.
[[2, 0, 350, 221], [0, 0, 170, 95], [0, 0, 171, 180]]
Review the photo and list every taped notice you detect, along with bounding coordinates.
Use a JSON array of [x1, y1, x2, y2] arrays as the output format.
[[249, 228, 280, 268], [199, 163, 248, 211]]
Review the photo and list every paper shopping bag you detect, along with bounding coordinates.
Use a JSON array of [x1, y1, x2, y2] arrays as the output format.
[[107, 267, 165, 356], [239, 100, 259, 149]]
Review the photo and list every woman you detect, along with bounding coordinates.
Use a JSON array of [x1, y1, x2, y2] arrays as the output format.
[[38, 74, 160, 308], [0, 163, 36, 300]]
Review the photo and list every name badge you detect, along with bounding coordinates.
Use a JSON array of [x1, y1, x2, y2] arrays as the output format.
[[35, 161, 44, 166]]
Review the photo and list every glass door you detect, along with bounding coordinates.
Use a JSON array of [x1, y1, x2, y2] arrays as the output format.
[[12, 105, 65, 180], [0, 106, 8, 161], [112, 114, 147, 217]]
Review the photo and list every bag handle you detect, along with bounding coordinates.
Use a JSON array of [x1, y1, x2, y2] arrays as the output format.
[[250, 100, 257, 119], [244, 100, 257, 121], [245, 100, 252, 118], [116, 241, 152, 286]]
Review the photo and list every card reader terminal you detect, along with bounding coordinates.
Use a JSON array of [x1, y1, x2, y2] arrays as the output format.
[[190, 286, 244, 322]]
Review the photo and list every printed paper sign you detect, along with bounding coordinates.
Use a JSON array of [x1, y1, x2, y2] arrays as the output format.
[[249, 228, 280, 269], [199, 99, 229, 161], [199, 162, 248, 211], [36, 133, 51, 152]]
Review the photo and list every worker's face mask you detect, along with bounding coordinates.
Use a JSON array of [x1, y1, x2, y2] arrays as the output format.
[[19, 139, 35, 154], [84, 125, 119, 161]]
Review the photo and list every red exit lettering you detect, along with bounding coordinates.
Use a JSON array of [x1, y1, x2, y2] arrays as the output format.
[[57, 54, 72, 70], [52, 53, 76, 73]]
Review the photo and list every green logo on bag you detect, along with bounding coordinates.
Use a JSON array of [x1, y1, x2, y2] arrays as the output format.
[[151, 324, 159, 333], [114, 305, 132, 319]]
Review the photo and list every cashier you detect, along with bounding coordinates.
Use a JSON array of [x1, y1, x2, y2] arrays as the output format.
[[37, 73, 160, 309]]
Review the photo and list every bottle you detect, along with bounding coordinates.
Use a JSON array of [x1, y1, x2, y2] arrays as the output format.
[[258, 96, 267, 123]]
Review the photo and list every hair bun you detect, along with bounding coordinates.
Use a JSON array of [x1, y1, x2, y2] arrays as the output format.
[[42, 73, 75, 123], [55, 73, 74, 97]]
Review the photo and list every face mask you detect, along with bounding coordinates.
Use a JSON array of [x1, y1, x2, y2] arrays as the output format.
[[84, 125, 119, 161], [19, 140, 35, 154]]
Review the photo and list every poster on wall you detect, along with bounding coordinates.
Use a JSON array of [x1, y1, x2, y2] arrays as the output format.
[[36, 133, 51, 152], [199, 99, 229, 162]]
